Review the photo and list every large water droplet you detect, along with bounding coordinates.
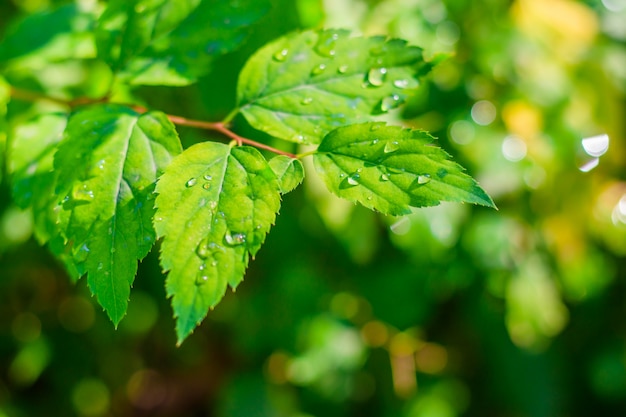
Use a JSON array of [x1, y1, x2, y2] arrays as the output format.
[[380, 94, 404, 112], [196, 240, 210, 259], [340, 173, 360, 189], [417, 174, 431, 184], [380, 173, 390, 181], [314, 31, 339, 57], [75, 243, 90, 262], [224, 232, 246, 246], [338, 65, 349, 74], [410, 174, 432, 189], [202, 182, 211, 190], [186, 178, 197, 188], [301, 97, 313, 105], [384, 141, 400, 153], [203, 174, 213, 181], [196, 264, 209, 285], [273, 48, 289, 62], [367, 67, 387, 86], [311, 63, 327, 76]]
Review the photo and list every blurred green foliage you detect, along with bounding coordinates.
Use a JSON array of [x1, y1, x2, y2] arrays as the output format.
[[0, 0, 625, 416]]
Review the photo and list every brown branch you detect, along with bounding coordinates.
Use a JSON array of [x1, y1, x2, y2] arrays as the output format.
[[9, 86, 298, 159], [163, 113, 298, 159]]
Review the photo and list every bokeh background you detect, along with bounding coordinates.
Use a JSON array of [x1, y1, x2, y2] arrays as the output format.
[[1, 0, 625, 416]]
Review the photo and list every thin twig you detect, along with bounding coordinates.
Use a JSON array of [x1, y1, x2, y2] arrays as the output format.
[[9, 86, 299, 159]]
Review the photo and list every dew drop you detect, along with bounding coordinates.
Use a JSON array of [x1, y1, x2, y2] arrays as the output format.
[[380, 94, 404, 112], [314, 31, 339, 57], [72, 183, 95, 202], [370, 124, 382, 132], [202, 182, 211, 190], [186, 178, 197, 188], [380, 173, 390, 181], [340, 173, 360, 189], [209, 201, 218, 209], [372, 138, 379, 145], [211, 260, 218, 267], [384, 141, 400, 153], [367, 67, 387, 86], [301, 97, 313, 105], [195, 265, 209, 286], [410, 174, 432, 189], [196, 240, 210, 259], [311, 63, 327, 76], [417, 174, 431, 184], [393, 79, 415, 89], [75, 243, 90, 262], [97, 262, 103, 271], [367, 195, 373, 201], [224, 232, 246, 246], [97, 159, 106, 170], [273, 48, 289, 62], [338, 65, 349, 74], [203, 174, 213, 181]]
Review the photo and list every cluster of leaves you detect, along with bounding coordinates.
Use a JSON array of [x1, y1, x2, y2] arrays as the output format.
[[0, 0, 494, 343]]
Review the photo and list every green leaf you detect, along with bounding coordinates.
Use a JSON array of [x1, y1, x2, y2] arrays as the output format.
[[0, 76, 8, 184], [269, 156, 304, 194], [8, 113, 67, 242], [53, 104, 182, 324], [0, 4, 96, 62], [154, 143, 281, 344], [313, 123, 495, 215], [96, 0, 269, 86], [237, 29, 427, 144]]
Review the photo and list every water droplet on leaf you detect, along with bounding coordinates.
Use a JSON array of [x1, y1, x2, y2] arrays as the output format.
[[384, 141, 400, 153], [196, 240, 210, 259], [338, 65, 349, 74], [273, 48, 289, 62], [224, 232, 246, 246], [380, 173, 390, 181], [186, 178, 197, 188], [370, 124, 382, 131], [203, 174, 213, 181], [301, 97, 313, 105], [75, 243, 90, 262], [72, 183, 94, 202], [340, 173, 360, 189], [417, 174, 431, 184], [202, 183, 211, 190], [410, 174, 432, 189], [380, 94, 404, 112], [311, 63, 327, 76], [314, 31, 339, 57], [195, 265, 209, 286], [367, 67, 387, 86]]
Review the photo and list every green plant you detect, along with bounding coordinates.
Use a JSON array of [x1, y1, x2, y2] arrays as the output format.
[[0, 0, 494, 344]]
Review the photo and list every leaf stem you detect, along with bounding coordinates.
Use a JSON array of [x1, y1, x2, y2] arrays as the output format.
[[156, 113, 298, 159], [8, 86, 298, 159]]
